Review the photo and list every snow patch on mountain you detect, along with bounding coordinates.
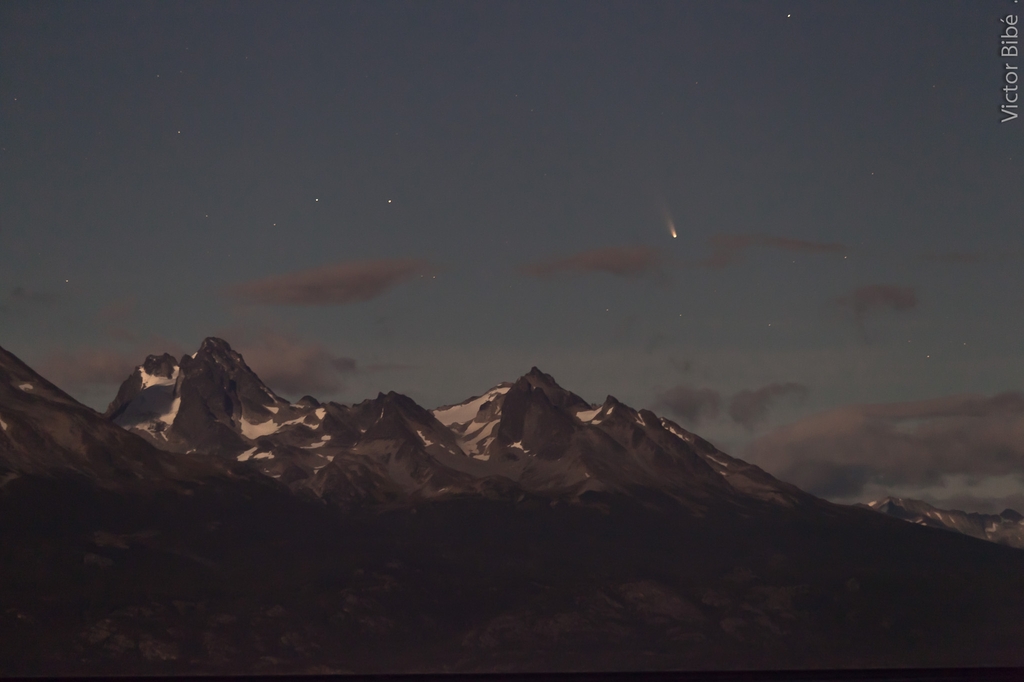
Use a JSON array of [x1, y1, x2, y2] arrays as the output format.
[[433, 386, 510, 427], [18, 383, 33, 391], [237, 446, 274, 462], [459, 420, 497, 456], [660, 418, 693, 442], [706, 454, 730, 470], [240, 418, 280, 440], [237, 447, 258, 462], [158, 397, 180, 426], [139, 367, 178, 390]]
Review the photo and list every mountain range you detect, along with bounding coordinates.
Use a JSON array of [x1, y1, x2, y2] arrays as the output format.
[[2, 338, 1024, 675], [865, 497, 1024, 549], [102, 337, 807, 512]]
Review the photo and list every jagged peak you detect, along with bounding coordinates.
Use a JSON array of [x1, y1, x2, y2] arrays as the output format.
[[512, 367, 589, 411], [141, 353, 178, 378], [185, 338, 263, 378], [366, 390, 430, 415], [1000, 508, 1023, 522], [521, 366, 561, 388], [599, 395, 637, 416], [197, 337, 236, 356]]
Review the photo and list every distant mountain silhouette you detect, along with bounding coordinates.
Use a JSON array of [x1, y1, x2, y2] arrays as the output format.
[[865, 496, 1024, 548]]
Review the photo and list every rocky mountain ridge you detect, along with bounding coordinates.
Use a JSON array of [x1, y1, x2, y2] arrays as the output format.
[[0, 345, 217, 487], [866, 496, 1024, 549], [105, 338, 810, 512]]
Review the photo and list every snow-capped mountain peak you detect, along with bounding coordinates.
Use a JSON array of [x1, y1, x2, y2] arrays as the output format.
[[432, 383, 511, 429]]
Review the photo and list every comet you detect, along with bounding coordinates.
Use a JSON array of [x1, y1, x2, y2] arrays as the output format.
[[661, 204, 678, 238]]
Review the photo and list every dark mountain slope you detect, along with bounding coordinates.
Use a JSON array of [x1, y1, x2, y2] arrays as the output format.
[[3, 342, 1024, 674], [0, 346, 214, 485]]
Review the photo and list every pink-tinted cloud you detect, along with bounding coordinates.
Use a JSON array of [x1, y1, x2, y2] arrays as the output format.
[[744, 392, 1024, 499], [521, 246, 662, 278], [655, 384, 722, 424], [1, 286, 56, 314], [228, 259, 430, 306], [98, 297, 139, 323], [728, 382, 808, 430], [921, 250, 984, 265], [40, 335, 186, 389], [836, 284, 917, 321], [234, 333, 359, 396], [700, 234, 846, 269], [39, 348, 144, 387]]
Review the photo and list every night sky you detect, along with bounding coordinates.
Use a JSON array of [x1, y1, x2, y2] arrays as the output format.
[[2, 1, 1022, 512]]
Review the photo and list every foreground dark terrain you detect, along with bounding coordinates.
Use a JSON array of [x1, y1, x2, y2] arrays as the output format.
[[1, 340, 1023, 675]]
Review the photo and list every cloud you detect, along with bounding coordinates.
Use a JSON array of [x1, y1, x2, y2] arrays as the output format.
[[228, 259, 430, 306], [921, 250, 984, 265], [743, 392, 1024, 502], [728, 382, 809, 430], [913, 491, 1024, 517], [10, 286, 55, 305], [235, 333, 359, 396], [835, 284, 917, 321], [0, 286, 56, 314], [700, 234, 845, 269], [363, 362, 418, 372], [521, 246, 662, 278], [96, 297, 142, 342], [39, 348, 143, 387], [655, 384, 722, 424], [98, 297, 138, 323], [39, 335, 186, 390]]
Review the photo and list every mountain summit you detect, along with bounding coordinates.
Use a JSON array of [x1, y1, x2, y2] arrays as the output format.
[[105, 338, 293, 457]]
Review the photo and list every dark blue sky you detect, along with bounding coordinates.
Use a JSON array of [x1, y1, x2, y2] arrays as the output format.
[[2, 0, 1022, 511]]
